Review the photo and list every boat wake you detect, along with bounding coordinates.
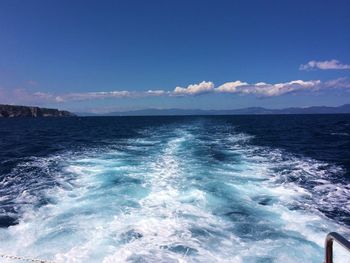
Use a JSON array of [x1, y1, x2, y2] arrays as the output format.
[[0, 121, 349, 262]]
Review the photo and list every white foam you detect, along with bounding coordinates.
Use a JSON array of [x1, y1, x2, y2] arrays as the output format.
[[0, 126, 349, 262]]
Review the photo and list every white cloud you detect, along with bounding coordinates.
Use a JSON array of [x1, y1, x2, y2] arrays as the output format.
[[300, 59, 350, 70], [33, 92, 54, 100], [146, 90, 168, 96], [1, 78, 350, 105], [324, 77, 350, 89], [173, 81, 214, 95], [0, 89, 55, 106], [216, 81, 248, 93], [57, 91, 132, 102], [216, 79, 321, 96]]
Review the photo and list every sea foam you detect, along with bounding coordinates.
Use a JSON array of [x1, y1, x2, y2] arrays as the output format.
[[0, 123, 349, 262]]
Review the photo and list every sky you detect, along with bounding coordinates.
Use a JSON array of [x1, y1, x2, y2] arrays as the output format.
[[0, 0, 349, 113]]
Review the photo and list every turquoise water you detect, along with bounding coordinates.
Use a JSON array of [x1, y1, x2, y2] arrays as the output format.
[[0, 116, 349, 262]]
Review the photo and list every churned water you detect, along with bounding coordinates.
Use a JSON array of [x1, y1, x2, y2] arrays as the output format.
[[0, 115, 349, 262]]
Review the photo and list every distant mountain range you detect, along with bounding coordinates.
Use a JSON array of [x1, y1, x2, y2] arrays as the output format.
[[0, 104, 76, 118], [78, 104, 350, 116]]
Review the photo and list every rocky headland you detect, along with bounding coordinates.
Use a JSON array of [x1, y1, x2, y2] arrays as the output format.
[[0, 104, 76, 118]]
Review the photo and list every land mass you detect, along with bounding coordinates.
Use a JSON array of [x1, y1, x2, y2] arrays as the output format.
[[78, 104, 350, 116], [0, 104, 76, 118]]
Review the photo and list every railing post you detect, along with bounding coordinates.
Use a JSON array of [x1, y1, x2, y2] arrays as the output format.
[[325, 233, 334, 263], [324, 232, 350, 263]]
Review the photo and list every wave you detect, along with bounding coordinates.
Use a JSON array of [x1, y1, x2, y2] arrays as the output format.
[[0, 122, 349, 262]]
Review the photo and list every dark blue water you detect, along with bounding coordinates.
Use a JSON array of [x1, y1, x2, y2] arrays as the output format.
[[0, 115, 349, 262]]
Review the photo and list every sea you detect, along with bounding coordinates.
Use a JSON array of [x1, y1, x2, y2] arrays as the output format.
[[0, 115, 349, 263]]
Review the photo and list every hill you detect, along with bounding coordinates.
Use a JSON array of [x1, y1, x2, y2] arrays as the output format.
[[0, 104, 75, 118]]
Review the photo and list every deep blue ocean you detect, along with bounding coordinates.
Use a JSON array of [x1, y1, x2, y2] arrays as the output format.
[[0, 115, 349, 263]]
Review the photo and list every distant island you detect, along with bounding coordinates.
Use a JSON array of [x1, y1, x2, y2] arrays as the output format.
[[3, 104, 349, 117], [0, 104, 76, 118], [78, 104, 350, 116]]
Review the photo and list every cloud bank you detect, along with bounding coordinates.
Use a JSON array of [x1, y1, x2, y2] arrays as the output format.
[[1, 78, 349, 105], [173, 81, 214, 95], [55, 91, 132, 102], [300, 60, 350, 70], [216, 80, 321, 96]]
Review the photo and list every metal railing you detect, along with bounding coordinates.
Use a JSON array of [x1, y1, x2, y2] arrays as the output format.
[[325, 232, 350, 263], [0, 231, 349, 262]]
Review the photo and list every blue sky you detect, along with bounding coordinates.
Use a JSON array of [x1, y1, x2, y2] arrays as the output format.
[[0, 0, 349, 112]]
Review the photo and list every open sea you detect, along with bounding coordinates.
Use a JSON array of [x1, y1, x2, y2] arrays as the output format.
[[0, 115, 349, 263]]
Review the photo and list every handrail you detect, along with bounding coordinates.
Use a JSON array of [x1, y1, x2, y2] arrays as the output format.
[[325, 232, 350, 263]]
